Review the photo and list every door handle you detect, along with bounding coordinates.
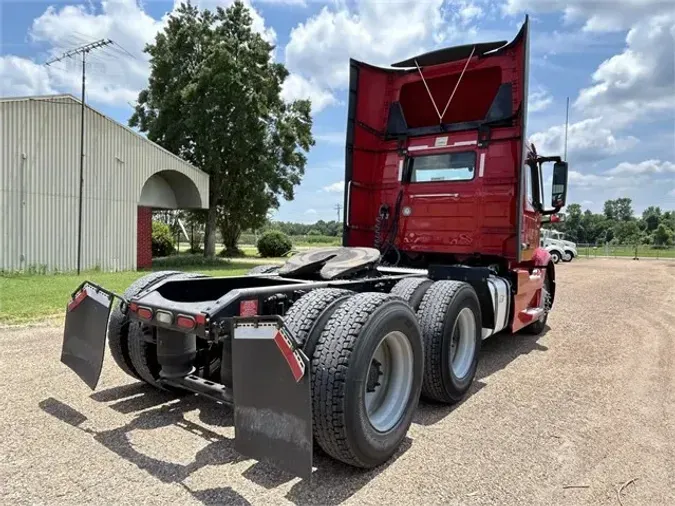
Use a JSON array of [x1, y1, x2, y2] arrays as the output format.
[[411, 193, 459, 198]]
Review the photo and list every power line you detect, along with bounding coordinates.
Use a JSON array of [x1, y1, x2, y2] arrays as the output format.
[[335, 203, 342, 223], [46, 38, 113, 275]]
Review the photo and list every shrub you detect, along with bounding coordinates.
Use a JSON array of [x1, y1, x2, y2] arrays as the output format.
[[257, 230, 292, 257], [152, 221, 176, 257]]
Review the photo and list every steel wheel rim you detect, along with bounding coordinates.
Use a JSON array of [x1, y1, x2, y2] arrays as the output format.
[[450, 307, 476, 379], [364, 331, 414, 432], [539, 279, 551, 322]]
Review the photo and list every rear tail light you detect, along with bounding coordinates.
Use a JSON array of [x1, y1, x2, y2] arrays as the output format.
[[176, 315, 196, 330], [195, 313, 206, 325], [155, 311, 173, 324], [136, 306, 153, 320], [128, 302, 138, 312]]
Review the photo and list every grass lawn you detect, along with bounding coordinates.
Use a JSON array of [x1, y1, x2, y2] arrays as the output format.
[[579, 245, 675, 258], [0, 261, 252, 325]]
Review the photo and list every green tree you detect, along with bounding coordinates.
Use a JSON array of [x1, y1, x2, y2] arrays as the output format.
[[642, 206, 662, 232], [130, 2, 314, 256], [563, 203, 583, 242], [653, 223, 673, 246]]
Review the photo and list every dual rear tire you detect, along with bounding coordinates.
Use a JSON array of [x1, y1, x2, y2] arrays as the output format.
[[287, 280, 481, 469]]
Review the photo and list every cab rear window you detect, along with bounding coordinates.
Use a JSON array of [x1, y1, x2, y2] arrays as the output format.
[[409, 151, 476, 183]]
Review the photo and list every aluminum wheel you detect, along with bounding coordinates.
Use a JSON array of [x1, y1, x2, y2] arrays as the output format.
[[449, 307, 476, 379], [364, 330, 414, 432]]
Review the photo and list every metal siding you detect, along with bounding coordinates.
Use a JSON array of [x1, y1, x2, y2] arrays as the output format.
[[0, 95, 209, 272]]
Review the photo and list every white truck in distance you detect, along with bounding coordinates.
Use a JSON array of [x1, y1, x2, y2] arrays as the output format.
[[541, 229, 577, 263]]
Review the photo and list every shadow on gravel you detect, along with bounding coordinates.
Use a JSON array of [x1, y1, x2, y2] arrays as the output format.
[[40, 385, 405, 505], [413, 326, 550, 426]]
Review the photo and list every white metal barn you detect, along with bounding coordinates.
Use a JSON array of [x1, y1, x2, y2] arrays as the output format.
[[0, 95, 209, 272]]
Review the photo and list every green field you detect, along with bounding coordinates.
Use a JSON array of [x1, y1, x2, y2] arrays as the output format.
[[0, 261, 253, 325], [578, 245, 675, 258]]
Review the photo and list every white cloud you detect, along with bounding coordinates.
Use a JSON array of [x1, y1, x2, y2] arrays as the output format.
[[305, 208, 317, 214], [568, 170, 647, 189], [529, 117, 638, 162], [1, 0, 275, 107], [285, 0, 446, 91], [0, 56, 55, 96], [504, 0, 674, 32], [605, 160, 675, 176], [529, 87, 553, 113], [574, 14, 675, 125], [281, 74, 337, 113], [322, 181, 344, 192], [669, 188, 675, 196]]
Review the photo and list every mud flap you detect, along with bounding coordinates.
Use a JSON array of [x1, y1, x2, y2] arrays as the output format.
[[232, 317, 313, 479], [61, 283, 114, 390]]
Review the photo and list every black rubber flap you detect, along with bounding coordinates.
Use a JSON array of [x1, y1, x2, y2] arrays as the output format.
[[278, 246, 381, 280], [61, 285, 113, 390], [391, 40, 507, 68], [232, 320, 313, 479]]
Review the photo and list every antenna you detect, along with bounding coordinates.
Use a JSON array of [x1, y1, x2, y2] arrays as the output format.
[[46, 39, 113, 274], [563, 96, 570, 161]]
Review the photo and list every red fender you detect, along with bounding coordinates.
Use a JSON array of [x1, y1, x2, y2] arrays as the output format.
[[531, 247, 551, 267]]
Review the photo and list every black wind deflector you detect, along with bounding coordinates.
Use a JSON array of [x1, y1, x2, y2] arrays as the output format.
[[391, 40, 508, 68]]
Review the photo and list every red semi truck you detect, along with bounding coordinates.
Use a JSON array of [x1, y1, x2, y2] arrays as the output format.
[[61, 16, 568, 478]]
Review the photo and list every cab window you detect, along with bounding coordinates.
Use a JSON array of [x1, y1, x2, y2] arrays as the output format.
[[409, 152, 476, 183]]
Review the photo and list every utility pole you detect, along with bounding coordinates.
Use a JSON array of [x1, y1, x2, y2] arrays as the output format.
[[46, 39, 113, 274], [335, 203, 342, 223]]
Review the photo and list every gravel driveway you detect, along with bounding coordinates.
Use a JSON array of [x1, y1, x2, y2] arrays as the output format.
[[2, 259, 674, 505]]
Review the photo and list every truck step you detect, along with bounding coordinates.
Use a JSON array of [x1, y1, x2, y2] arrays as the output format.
[[519, 307, 544, 323]]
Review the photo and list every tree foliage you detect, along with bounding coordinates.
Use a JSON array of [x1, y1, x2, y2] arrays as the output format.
[[130, 1, 314, 256], [152, 221, 176, 257], [257, 230, 293, 257], [546, 197, 674, 247]]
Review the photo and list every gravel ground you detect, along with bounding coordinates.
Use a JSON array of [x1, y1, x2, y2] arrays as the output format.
[[1, 258, 674, 505]]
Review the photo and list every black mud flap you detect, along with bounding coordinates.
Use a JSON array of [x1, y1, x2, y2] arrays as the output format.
[[232, 317, 313, 479], [61, 283, 114, 390]]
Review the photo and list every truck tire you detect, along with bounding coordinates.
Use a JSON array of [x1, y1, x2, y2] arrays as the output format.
[[107, 270, 181, 380], [284, 288, 353, 358], [390, 277, 433, 311], [550, 250, 561, 263], [127, 272, 210, 389], [311, 293, 423, 468], [563, 250, 574, 262], [522, 273, 552, 335], [417, 280, 482, 404], [246, 264, 280, 275]]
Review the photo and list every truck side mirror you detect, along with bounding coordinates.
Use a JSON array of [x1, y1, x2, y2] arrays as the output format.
[[551, 161, 568, 208]]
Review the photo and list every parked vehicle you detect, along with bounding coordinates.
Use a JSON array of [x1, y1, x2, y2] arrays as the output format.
[[61, 16, 568, 479], [541, 229, 576, 263]]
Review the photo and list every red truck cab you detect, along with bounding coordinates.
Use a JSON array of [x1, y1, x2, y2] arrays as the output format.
[[342, 17, 568, 271]]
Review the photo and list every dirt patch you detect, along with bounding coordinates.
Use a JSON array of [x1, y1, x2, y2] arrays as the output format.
[[1, 259, 674, 505]]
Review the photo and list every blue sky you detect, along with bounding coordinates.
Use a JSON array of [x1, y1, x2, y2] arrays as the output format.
[[1, 0, 673, 222]]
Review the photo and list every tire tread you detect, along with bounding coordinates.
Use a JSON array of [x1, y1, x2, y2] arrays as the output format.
[[311, 292, 400, 467], [417, 280, 467, 402]]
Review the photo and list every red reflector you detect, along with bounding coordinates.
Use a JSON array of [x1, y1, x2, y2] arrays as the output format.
[[239, 299, 259, 317], [67, 289, 87, 312], [128, 302, 138, 312], [195, 313, 206, 325], [274, 329, 305, 382], [137, 307, 153, 320], [176, 315, 196, 330]]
